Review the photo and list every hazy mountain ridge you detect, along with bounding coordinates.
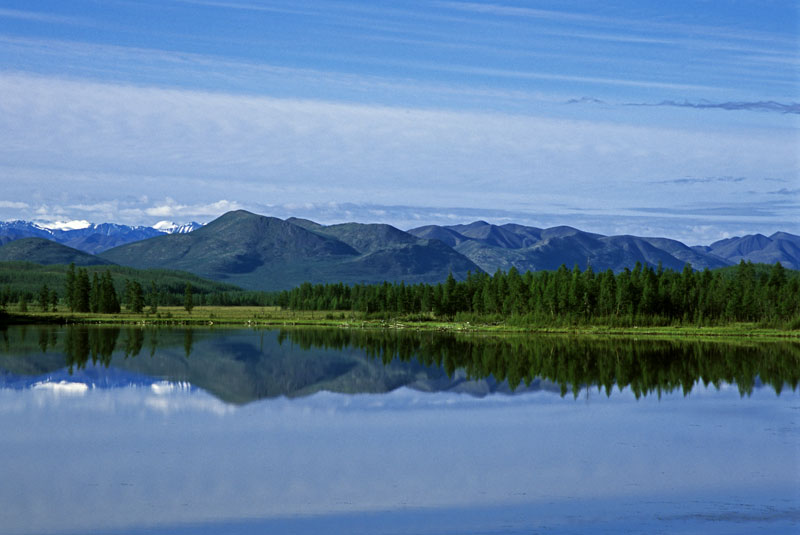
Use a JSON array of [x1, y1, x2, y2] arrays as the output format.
[[98, 211, 481, 291], [0, 238, 114, 266], [408, 221, 796, 272], [1, 212, 797, 290], [0, 220, 203, 254]]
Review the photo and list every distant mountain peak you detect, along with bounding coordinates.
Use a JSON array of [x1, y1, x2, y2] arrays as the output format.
[[36, 219, 92, 231], [152, 220, 203, 234]]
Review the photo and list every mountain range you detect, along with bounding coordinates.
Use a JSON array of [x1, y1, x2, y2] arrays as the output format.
[[0, 210, 797, 291], [0, 219, 201, 254]]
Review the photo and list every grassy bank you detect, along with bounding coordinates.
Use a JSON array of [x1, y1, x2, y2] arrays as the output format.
[[2, 305, 798, 339]]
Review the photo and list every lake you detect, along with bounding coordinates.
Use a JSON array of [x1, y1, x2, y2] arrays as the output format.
[[0, 325, 798, 534]]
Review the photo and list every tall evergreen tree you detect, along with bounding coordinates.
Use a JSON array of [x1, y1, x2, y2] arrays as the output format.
[[38, 283, 50, 312], [128, 280, 144, 314], [148, 281, 159, 313], [90, 273, 100, 313], [75, 268, 91, 313], [100, 271, 120, 313], [65, 263, 76, 312], [184, 283, 194, 314]]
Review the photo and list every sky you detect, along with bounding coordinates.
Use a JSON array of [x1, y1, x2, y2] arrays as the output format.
[[0, 0, 797, 244]]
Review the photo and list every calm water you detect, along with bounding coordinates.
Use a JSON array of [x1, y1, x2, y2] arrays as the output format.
[[0, 325, 798, 534]]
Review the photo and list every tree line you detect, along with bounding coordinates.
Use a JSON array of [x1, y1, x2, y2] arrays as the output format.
[[1, 260, 798, 326], [62, 264, 198, 314], [0, 261, 237, 312], [273, 261, 800, 326]]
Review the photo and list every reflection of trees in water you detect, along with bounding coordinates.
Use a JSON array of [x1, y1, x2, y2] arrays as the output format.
[[48, 325, 800, 397], [282, 329, 800, 398], [184, 330, 193, 358], [122, 328, 144, 358], [64, 327, 121, 372], [62, 327, 191, 372]]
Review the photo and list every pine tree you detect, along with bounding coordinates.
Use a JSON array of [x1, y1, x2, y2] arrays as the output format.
[[50, 290, 58, 312], [65, 263, 76, 312], [184, 283, 194, 314], [100, 271, 120, 313], [90, 273, 100, 313], [38, 284, 50, 312], [128, 280, 144, 314], [149, 281, 159, 313], [75, 269, 91, 313]]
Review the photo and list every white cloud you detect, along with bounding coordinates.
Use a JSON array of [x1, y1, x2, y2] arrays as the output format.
[[144, 198, 242, 221], [0, 201, 28, 209], [0, 8, 88, 25], [0, 73, 796, 241]]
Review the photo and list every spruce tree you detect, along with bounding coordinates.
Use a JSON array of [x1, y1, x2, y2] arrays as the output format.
[[128, 281, 144, 314], [149, 281, 159, 313], [100, 271, 120, 313], [90, 273, 100, 313], [38, 284, 50, 312], [75, 269, 91, 313], [65, 263, 76, 312], [184, 283, 194, 314]]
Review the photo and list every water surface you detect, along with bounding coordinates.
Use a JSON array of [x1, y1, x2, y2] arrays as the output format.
[[0, 325, 797, 534]]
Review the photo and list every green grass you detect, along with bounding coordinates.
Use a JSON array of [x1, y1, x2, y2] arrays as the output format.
[[3, 304, 799, 339]]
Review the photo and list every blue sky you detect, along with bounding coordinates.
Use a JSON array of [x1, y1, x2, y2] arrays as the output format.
[[0, 0, 797, 243]]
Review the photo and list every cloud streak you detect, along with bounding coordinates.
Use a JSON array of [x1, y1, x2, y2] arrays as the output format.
[[0, 8, 88, 25], [654, 177, 747, 185], [635, 100, 800, 114]]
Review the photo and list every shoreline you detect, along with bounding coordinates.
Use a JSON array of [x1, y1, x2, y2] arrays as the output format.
[[2, 308, 798, 340]]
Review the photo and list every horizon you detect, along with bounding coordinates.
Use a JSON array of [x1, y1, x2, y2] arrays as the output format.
[[3, 207, 796, 247], [0, 1, 797, 244]]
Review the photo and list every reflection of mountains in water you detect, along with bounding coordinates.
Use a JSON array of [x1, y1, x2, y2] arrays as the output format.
[[0, 325, 798, 404]]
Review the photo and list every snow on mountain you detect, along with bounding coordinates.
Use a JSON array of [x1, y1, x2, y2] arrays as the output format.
[[38, 220, 92, 231], [152, 221, 203, 234], [0, 219, 201, 253]]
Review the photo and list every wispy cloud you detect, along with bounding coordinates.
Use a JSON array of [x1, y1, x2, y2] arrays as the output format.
[[631, 200, 799, 219], [0, 8, 88, 25], [566, 97, 607, 105], [169, 0, 322, 16], [0, 200, 29, 210], [654, 177, 747, 185], [769, 188, 800, 196], [437, 1, 795, 48], [634, 100, 800, 115], [142, 199, 243, 219]]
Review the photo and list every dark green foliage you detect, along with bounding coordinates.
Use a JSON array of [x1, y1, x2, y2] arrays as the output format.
[[65, 263, 76, 312], [274, 261, 800, 326], [89, 273, 100, 313], [75, 269, 91, 313], [0, 261, 241, 309], [98, 271, 120, 314], [126, 280, 145, 314], [0, 238, 113, 266], [38, 284, 49, 312], [184, 283, 194, 314], [148, 281, 159, 313]]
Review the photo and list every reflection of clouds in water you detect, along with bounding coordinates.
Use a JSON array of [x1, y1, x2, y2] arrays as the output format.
[[32, 380, 89, 395], [0, 384, 796, 535], [0, 382, 232, 415], [0, 380, 757, 416]]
